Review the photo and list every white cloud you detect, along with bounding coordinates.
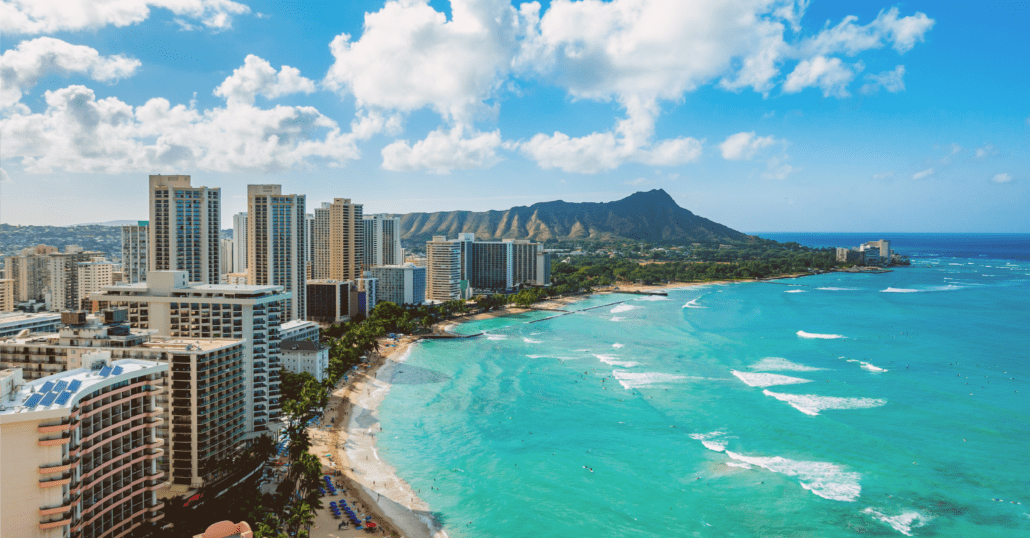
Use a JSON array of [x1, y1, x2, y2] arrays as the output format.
[[872, 171, 894, 180], [719, 131, 779, 160], [975, 144, 998, 158], [1, 84, 365, 174], [783, 56, 861, 97], [324, 0, 522, 124], [798, 7, 935, 57], [1, 37, 140, 109], [381, 126, 503, 173], [214, 55, 316, 106], [761, 155, 798, 180], [0, 0, 250, 34], [860, 65, 905, 94], [912, 168, 934, 180], [991, 173, 1012, 184], [0, 167, 10, 183], [949, 143, 962, 154]]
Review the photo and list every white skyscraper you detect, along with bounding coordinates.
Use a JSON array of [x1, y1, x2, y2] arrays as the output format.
[[148, 175, 221, 284], [233, 212, 248, 274], [247, 185, 306, 322], [121, 221, 148, 283]]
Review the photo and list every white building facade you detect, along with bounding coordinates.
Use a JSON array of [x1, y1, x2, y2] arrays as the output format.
[[148, 175, 221, 285]]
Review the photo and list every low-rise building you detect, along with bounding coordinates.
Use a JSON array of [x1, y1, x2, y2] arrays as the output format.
[[280, 340, 329, 382], [280, 319, 319, 343], [0, 312, 63, 338], [0, 359, 167, 538]]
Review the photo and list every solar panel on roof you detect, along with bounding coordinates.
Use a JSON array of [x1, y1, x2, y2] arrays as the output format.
[[111, 366, 124, 376], [24, 393, 43, 408], [54, 380, 68, 393], [39, 392, 58, 407], [54, 391, 73, 406], [67, 380, 82, 392], [40, 381, 55, 394], [99, 367, 112, 377]]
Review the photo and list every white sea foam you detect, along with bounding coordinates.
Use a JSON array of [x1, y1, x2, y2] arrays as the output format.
[[486, 334, 507, 340], [785, 289, 807, 293], [817, 287, 859, 291], [594, 354, 640, 368], [863, 508, 931, 536], [689, 431, 730, 452], [683, 298, 706, 308], [523, 338, 542, 344], [726, 461, 752, 469], [635, 295, 669, 301], [751, 357, 824, 372], [732, 371, 813, 387], [881, 287, 920, 293], [610, 304, 639, 313], [724, 451, 862, 502], [797, 331, 845, 339], [882, 285, 962, 293], [845, 359, 888, 373], [762, 390, 887, 416], [610, 316, 626, 322], [612, 343, 625, 348], [613, 371, 690, 390]]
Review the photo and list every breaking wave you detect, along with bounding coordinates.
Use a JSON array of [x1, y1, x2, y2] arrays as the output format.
[[594, 354, 640, 368], [785, 289, 807, 293], [683, 298, 706, 309], [797, 331, 845, 339], [613, 371, 691, 390], [732, 371, 813, 387], [750, 357, 823, 372], [523, 338, 542, 344], [689, 431, 731, 452], [863, 508, 931, 536], [762, 390, 887, 416], [610, 304, 639, 313], [724, 451, 862, 502]]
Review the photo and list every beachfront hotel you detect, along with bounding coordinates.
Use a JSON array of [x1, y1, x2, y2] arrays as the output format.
[[425, 235, 551, 298], [362, 214, 403, 271], [328, 198, 365, 282], [425, 236, 464, 302], [120, 222, 148, 284], [247, 185, 307, 322], [90, 271, 287, 440], [0, 358, 167, 538], [368, 264, 426, 305], [148, 175, 221, 285]]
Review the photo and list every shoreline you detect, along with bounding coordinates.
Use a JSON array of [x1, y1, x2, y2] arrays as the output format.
[[321, 272, 821, 537]]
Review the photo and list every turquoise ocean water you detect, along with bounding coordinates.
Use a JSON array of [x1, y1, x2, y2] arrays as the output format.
[[378, 235, 1030, 537]]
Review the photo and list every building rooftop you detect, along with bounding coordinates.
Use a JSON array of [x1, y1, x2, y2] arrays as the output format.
[[280, 319, 317, 330], [280, 340, 322, 352], [144, 336, 244, 352], [0, 312, 62, 325], [0, 359, 164, 417]]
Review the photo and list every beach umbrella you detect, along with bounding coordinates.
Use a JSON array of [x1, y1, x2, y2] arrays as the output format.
[[366, 522, 377, 529]]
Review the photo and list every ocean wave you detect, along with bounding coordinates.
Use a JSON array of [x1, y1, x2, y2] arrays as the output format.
[[726, 461, 752, 469], [762, 390, 887, 416], [523, 338, 542, 344], [610, 316, 626, 322], [613, 371, 691, 390], [863, 508, 931, 536], [785, 289, 807, 293], [594, 354, 640, 368], [797, 331, 845, 339], [635, 295, 669, 301], [612, 343, 625, 348], [610, 304, 639, 313], [724, 451, 862, 502], [751, 357, 823, 372], [683, 298, 707, 308], [846, 359, 888, 373], [732, 371, 813, 387], [689, 431, 731, 452], [486, 334, 507, 340], [881, 285, 963, 293], [817, 287, 859, 291]]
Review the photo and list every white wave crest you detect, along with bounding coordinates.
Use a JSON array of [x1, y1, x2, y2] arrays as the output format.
[[486, 334, 507, 340], [613, 371, 690, 390], [726, 461, 752, 469], [817, 287, 859, 291], [863, 508, 931, 536], [724, 451, 862, 502], [845, 359, 888, 373], [610, 304, 639, 313], [762, 390, 887, 416], [610, 316, 626, 322], [785, 289, 807, 293], [751, 357, 824, 372], [612, 343, 625, 348], [881, 287, 920, 293], [683, 298, 706, 309], [881, 285, 963, 293], [594, 354, 640, 368], [732, 371, 813, 387], [797, 331, 845, 339], [523, 338, 542, 344], [635, 295, 669, 301], [689, 431, 730, 452]]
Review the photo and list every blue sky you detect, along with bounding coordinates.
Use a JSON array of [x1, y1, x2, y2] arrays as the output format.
[[1, 0, 1027, 232]]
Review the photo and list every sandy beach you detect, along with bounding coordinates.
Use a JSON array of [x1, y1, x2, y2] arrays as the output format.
[[309, 275, 810, 537]]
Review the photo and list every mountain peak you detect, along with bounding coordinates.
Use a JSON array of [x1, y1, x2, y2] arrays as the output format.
[[616, 189, 678, 207]]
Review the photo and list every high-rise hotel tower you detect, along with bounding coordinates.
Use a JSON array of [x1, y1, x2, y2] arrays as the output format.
[[247, 185, 306, 322], [148, 175, 220, 285]]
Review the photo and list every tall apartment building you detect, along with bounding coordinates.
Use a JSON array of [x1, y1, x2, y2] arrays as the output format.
[[247, 185, 306, 322], [426, 236, 548, 297], [220, 238, 235, 277], [0, 311, 247, 491], [148, 175, 221, 284], [306, 280, 352, 324], [329, 198, 364, 282], [121, 221, 149, 284], [362, 214, 403, 270], [368, 264, 426, 305], [0, 359, 167, 538], [232, 212, 248, 275], [0, 279, 13, 312], [92, 271, 287, 439], [77, 257, 115, 310], [309, 203, 331, 279], [304, 213, 314, 279], [5, 251, 51, 302], [426, 236, 463, 302], [46, 250, 101, 312]]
